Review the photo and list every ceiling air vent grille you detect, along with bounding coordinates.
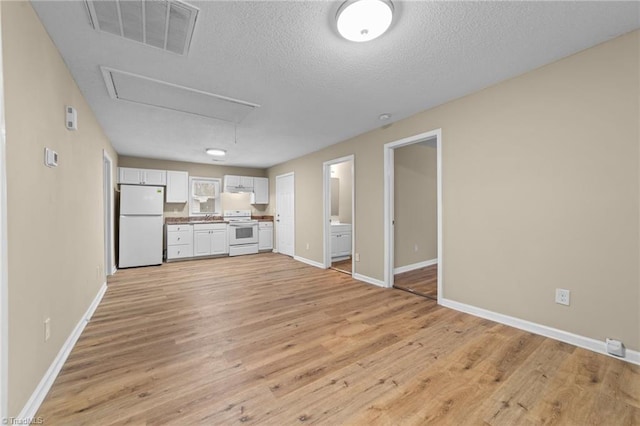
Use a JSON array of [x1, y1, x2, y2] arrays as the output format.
[[85, 0, 198, 55]]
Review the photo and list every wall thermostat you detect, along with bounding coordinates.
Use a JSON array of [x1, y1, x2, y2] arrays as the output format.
[[44, 147, 58, 167], [65, 105, 77, 130]]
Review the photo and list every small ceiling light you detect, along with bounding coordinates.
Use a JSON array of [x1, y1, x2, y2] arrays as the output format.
[[379, 113, 391, 120], [206, 148, 226, 156], [336, 0, 393, 42]]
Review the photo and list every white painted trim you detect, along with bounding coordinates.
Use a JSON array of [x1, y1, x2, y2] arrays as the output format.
[[394, 258, 438, 275], [441, 297, 640, 366], [322, 155, 355, 274], [103, 150, 115, 277], [293, 255, 325, 269], [353, 273, 386, 288], [383, 145, 394, 288], [436, 133, 443, 304], [18, 283, 108, 419], [383, 129, 442, 294], [322, 162, 330, 269], [0, 8, 8, 419]]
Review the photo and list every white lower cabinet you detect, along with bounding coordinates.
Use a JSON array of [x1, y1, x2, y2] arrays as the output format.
[[193, 223, 228, 256], [166, 224, 193, 260], [331, 224, 352, 259], [258, 221, 273, 250]]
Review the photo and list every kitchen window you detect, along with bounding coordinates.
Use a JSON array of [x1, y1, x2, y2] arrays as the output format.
[[189, 177, 221, 216]]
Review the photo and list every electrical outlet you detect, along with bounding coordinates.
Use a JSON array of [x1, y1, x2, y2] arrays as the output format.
[[306, 243, 310, 250], [355, 253, 360, 262], [555, 288, 570, 306], [414, 244, 419, 252], [44, 318, 51, 342]]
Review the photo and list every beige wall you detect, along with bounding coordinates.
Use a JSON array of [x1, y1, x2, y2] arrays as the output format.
[[3, 2, 118, 415], [394, 143, 437, 268], [268, 31, 639, 351], [118, 156, 269, 217], [331, 161, 352, 224]]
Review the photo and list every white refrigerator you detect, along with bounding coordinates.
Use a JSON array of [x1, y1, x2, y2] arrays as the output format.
[[119, 185, 164, 268]]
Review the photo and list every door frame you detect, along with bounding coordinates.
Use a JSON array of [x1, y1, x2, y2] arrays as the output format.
[[103, 150, 115, 276], [322, 155, 355, 271], [275, 172, 295, 256], [383, 129, 442, 303]]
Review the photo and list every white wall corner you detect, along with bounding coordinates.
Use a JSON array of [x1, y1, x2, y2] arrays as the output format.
[[440, 297, 640, 366], [18, 282, 108, 420]]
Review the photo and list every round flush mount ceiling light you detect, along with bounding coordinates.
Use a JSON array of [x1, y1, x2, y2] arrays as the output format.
[[336, 0, 393, 42], [206, 148, 226, 157]]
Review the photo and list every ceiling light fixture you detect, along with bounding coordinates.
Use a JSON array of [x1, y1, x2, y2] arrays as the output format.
[[336, 0, 393, 42], [206, 148, 226, 156]]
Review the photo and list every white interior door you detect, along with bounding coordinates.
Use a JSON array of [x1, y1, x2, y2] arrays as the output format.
[[276, 173, 295, 257]]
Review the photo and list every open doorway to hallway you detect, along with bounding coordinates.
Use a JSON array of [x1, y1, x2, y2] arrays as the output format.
[[384, 129, 442, 302], [392, 140, 438, 300], [323, 156, 354, 275]]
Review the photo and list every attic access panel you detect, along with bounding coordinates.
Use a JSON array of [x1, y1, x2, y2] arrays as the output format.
[[85, 0, 198, 56], [101, 67, 260, 123]]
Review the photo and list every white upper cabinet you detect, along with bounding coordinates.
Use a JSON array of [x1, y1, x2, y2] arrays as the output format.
[[118, 167, 167, 186], [251, 177, 269, 204], [166, 170, 189, 203], [224, 175, 254, 193]]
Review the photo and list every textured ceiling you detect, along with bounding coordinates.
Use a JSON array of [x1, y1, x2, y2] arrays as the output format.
[[32, 1, 639, 168]]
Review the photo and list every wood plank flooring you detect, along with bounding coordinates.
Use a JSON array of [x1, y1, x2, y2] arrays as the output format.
[[394, 264, 438, 299], [37, 253, 639, 425]]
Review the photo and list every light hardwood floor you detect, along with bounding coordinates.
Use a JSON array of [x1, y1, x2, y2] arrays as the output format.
[[394, 264, 438, 300], [37, 253, 639, 425]]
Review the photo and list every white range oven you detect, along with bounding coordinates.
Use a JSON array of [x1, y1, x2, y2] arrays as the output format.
[[224, 210, 259, 256]]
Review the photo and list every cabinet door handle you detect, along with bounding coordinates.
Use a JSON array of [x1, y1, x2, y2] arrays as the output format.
[[177, 237, 181, 241]]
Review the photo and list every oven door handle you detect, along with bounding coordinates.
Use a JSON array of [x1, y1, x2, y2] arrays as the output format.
[[229, 223, 256, 227]]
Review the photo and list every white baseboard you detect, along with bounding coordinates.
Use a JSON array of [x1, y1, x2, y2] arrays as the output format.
[[394, 258, 438, 275], [331, 255, 351, 262], [440, 297, 640, 366], [353, 273, 386, 288], [18, 282, 108, 419], [110, 265, 117, 275], [293, 255, 325, 269]]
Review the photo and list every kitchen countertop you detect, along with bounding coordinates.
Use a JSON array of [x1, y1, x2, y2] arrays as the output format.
[[165, 217, 227, 225], [166, 215, 274, 224], [253, 215, 274, 222]]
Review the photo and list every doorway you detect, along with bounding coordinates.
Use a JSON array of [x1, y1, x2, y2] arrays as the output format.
[[323, 156, 354, 275], [384, 129, 442, 302], [275, 172, 295, 257], [103, 151, 115, 276]]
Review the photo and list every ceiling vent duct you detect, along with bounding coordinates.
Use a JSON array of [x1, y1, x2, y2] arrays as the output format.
[[85, 0, 198, 55], [101, 67, 260, 123]]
